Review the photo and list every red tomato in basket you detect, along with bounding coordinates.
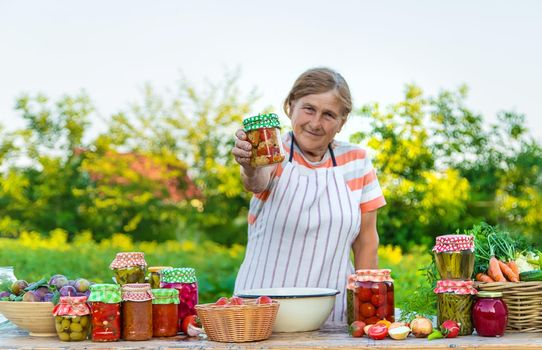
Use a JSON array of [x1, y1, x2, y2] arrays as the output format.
[[229, 296, 244, 305], [215, 297, 229, 306], [257, 296, 273, 304]]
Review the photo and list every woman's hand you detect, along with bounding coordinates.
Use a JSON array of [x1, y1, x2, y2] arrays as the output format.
[[232, 128, 275, 193], [232, 129, 254, 170]]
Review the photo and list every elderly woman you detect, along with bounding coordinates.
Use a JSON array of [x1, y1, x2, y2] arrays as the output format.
[[231, 67, 386, 326]]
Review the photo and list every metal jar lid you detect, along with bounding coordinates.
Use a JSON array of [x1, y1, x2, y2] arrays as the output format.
[[477, 291, 503, 298]]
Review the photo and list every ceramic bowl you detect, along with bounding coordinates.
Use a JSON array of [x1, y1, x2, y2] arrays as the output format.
[[236, 287, 339, 332], [0, 301, 56, 336]]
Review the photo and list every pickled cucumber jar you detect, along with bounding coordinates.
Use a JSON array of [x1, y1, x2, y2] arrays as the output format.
[[88, 284, 122, 342], [243, 113, 285, 167], [52, 295, 91, 341], [433, 235, 474, 280], [147, 266, 172, 289], [121, 283, 153, 341], [434, 280, 477, 335], [161, 267, 198, 332], [109, 252, 147, 285], [350, 269, 395, 325], [151, 288, 179, 337]]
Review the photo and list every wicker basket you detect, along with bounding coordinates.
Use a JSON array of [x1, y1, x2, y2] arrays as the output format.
[[476, 281, 542, 333], [195, 300, 279, 342]]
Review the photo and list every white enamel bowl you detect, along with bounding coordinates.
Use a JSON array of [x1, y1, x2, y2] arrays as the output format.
[[236, 287, 339, 332]]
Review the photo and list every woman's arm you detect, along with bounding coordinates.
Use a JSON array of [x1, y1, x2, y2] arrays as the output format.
[[352, 210, 380, 270], [232, 129, 275, 193]]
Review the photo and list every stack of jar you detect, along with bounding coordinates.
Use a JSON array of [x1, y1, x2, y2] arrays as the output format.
[[346, 269, 395, 325], [433, 235, 477, 336]]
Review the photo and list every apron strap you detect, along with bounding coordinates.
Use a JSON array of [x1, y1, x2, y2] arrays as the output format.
[[289, 132, 337, 167]]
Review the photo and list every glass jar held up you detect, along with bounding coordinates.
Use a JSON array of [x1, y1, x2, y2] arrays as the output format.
[[109, 252, 148, 285], [243, 113, 285, 167]]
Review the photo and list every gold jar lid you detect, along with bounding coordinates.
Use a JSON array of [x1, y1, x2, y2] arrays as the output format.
[[148, 266, 172, 273], [477, 291, 503, 298]]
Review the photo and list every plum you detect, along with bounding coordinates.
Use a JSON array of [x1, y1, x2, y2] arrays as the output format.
[[0, 291, 10, 300], [10, 280, 28, 296], [22, 290, 41, 302], [49, 275, 69, 290], [43, 293, 54, 302], [73, 278, 90, 293], [59, 285, 77, 297], [35, 286, 50, 299]]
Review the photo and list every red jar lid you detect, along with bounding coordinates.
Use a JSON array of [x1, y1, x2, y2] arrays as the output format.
[[53, 296, 91, 316], [434, 280, 478, 295], [109, 252, 147, 269], [121, 283, 154, 302], [355, 269, 393, 282], [432, 234, 474, 253]]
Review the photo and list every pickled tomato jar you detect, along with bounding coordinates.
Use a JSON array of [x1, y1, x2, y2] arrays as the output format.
[[243, 113, 285, 167], [109, 252, 148, 285], [349, 269, 395, 325], [147, 266, 172, 289], [121, 283, 153, 341], [160, 267, 198, 332], [433, 235, 474, 280], [151, 288, 179, 337], [434, 280, 476, 335], [473, 291, 508, 337], [52, 296, 91, 341], [88, 284, 121, 342]]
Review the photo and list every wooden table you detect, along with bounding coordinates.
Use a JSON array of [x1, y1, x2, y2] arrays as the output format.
[[1, 322, 541, 349]]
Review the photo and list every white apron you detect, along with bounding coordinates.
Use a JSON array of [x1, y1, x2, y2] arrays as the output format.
[[234, 133, 362, 326]]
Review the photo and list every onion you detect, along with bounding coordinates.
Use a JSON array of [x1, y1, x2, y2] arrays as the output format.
[[410, 316, 433, 338]]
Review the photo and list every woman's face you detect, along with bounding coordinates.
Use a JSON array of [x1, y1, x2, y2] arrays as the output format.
[[289, 90, 346, 160]]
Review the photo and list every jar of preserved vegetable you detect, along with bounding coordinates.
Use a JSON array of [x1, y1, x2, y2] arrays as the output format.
[[88, 284, 122, 342], [161, 267, 198, 332], [434, 280, 477, 335], [350, 269, 395, 325], [147, 266, 172, 289], [151, 288, 179, 337], [433, 235, 474, 280], [109, 252, 147, 285], [0, 266, 17, 294], [243, 113, 285, 167], [121, 283, 153, 341], [52, 295, 91, 341], [473, 291, 508, 337]]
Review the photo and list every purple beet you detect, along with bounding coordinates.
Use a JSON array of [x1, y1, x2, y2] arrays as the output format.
[[10, 280, 28, 296], [22, 290, 41, 302], [42, 293, 54, 302], [49, 275, 68, 290], [73, 278, 90, 293], [59, 285, 77, 297]]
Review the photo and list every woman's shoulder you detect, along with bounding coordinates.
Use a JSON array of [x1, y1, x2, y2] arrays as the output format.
[[332, 140, 370, 165]]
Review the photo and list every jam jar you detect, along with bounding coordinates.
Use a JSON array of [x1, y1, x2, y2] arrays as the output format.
[[433, 234, 474, 280], [121, 283, 153, 341], [109, 252, 148, 285], [243, 113, 285, 167], [88, 284, 122, 342], [434, 280, 476, 335], [473, 291, 508, 337], [147, 266, 172, 289], [160, 267, 198, 332], [349, 269, 395, 325], [151, 288, 179, 337], [52, 296, 91, 341]]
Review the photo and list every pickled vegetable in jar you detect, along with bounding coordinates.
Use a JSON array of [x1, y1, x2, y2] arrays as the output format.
[[433, 235, 474, 280], [109, 252, 147, 285], [121, 283, 153, 341], [52, 295, 91, 342], [243, 113, 285, 167], [147, 266, 172, 289], [160, 267, 198, 332], [349, 269, 395, 325], [151, 288, 179, 337], [434, 280, 476, 335], [88, 284, 122, 342], [473, 291, 508, 337]]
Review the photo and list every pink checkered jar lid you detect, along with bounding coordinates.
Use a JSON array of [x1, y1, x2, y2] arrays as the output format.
[[432, 234, 474, 253], [53, 296, 91, 316], [109, 252, 148, 269], [121, 283, 153, 302], [433, 279, 478, 295]]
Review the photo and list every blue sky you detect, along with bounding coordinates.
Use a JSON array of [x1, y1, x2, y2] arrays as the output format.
[[1, 0, 541, 142]]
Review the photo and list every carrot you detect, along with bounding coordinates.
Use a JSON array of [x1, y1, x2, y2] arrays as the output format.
[[498, 260, 519, 282], [488, 257, 507, 282], [476, 272, 495, 283], [507, 260, 520, 281]]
